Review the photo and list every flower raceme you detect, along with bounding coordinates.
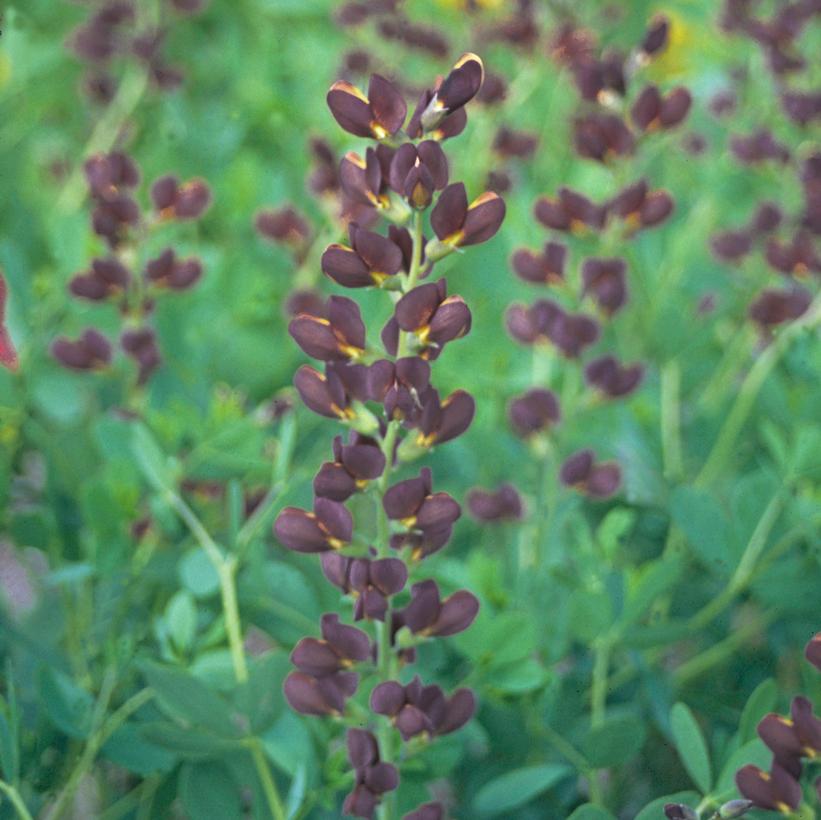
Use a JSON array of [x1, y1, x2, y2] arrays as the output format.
[[53, 151, 210, 386], [273, 52, 503, 818]]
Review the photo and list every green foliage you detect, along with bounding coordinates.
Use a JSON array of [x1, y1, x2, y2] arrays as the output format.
[[1, 0, 820, 817]]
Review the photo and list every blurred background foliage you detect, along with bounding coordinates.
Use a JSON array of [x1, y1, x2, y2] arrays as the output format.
[[0, 0, 819, 817]]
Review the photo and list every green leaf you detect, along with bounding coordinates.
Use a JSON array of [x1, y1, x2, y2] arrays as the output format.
[[670, 487, 733, 576], [0, 707, 16, 782], [138, 660, 236, 737], [262, 711, 314, 777], [473, 764, 572, 817], [234, 652, 289, 733], [568, 805, 617, 820], [180, 761, 243, 820], [671, 702, 712, 793], [165, 590, 198, 653], [102, 723, 178, 775], [490, 658, 551, 694], [454, 611, 536, 668], [38, 668, 93, 739], [619, 555, 684, 629], [139, 722, 240, 759], [131, 423, 174, 492], [738, 678, 778, 743], [716, 738, 770, 794], [179, 548, 220, 598], [634, 791, 700, 820], [581, 715, 647, 768]]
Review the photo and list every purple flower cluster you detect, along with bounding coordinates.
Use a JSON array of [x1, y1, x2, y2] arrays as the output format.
[[68, 0, 207, 104], [272, 54, 503, 818], [52, 152, 210, 384], [709, 1, 821, 337]]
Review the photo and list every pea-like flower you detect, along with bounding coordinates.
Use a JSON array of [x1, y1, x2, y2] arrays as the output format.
[[631, 85, 692, 132], [313, 433, 386, 501], [150, 174, 212, 220], [730, 130, 790, 165], [508, 389, 561, 437], [403, 803, 444, 820], [757, 696, 821, 776], [343, 729, 399, 819], [573, 114, 635, 163], [293, 362, 373, 422], [573, 52, 626, 104], [339, 145, 396, 213], [283, 669, 358, 717], [145, 248, 203, 290], [638, 15, 670, 61], [369, 356, 431, 421], [749, 286, 811, 328], [711, 230, 753, 262], [581, 257, 629, 315], [735, 762, 802, 814], [327, 74, 407, 139], [52, 329, 112, 371], [382, 280, 471, 359], [290, 613, 371, 678], [408, 53, 484, 137], [394, 580, 479, 639], [429, 182, 505, 253], [321, 553, 408, 621], [289, 295, 366, 362], [274, 497, 353, 553], [511, 241, 567, 285], [255, 206, 311, 248], [322, 223, 404, 288], [560, 449, 622, 498], [534, 187, 606, 233], [765, 232, 821, 276], [389, 141, 449, 209], [69, 257, 131, 300], [467, 483, 524, 522], [608, 179, 674, 232], [585, 355, 644, 398], [121, 327, 162, 384], [383, 468, 461, 542]]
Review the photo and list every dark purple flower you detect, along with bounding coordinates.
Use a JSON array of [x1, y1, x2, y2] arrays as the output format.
[[327, 74, 407, 139], [560, 449, 622, 498], [467, 483, 524, 522], [585, 355, 644, 398], [735, 763, 802, 813], [274, 497, 353, 553], [52, 329, 112, 372], [508, 389, 560, 437]]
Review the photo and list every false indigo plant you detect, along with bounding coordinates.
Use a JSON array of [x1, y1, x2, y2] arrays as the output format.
[[274, 53, 503, 818], [51, 151, 210, 391]]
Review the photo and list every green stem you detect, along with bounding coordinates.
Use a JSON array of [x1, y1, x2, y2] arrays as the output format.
[[247, 738, 287, 820], [590, 639, 610, 728], [660, 359, 683, 482], [673, 610, 776, 687], [688, 491, 784, 631], [696, 294, 821, 487], [165, 492, 286, 820], [56, 0, 158, 214], [164, 489, 226, 567], [396, 211, 425, 359], [218, 557, 249, 684], [46, 671, 123, 820], [375, 420, 401, 820], [0, 781, 33, 820]]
